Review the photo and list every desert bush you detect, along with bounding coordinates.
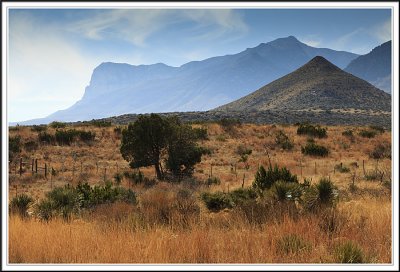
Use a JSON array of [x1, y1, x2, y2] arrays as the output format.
[[301, 142, 329, 157], [216, 134, 227, 142], [334, 163, 350, 173], [275, 130, 294, 150], [30, 125, 47, 132], [297, 123, 327, 138], [88, 120, 112, 127], [114, 173, 123, 185], [9, 135, 21, 162], [236, 145, 252, 163], [38, 132, 55, 144], [369, 142, 391, 159], [55, 129, 79, 145], [86, 182, 137, 207], [302, 178, 337, 211], [217, 118, 241, 133], [369, 125, 385, 134], [192, 127, 208, 140], [252, 165, 298, 192], [9, 194, 34, 218], [24, 140, 38, 152], [78, 130, 96, 142], [358, 129, 377, 138], [49, 121, 66, 129], [342, 129, 353, 137], [334, 241, 364, 263], [276, 234, 311, 255], [201, 192, 233, 212], [228, 187, 257, 206], [206, 176, 221, 186]]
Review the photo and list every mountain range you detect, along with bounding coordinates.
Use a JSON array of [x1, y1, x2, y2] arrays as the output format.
[[344, 40, 391, 93], [215, 56, 391, 113], [14, 36, 392, 125], [19, 36, 362, 124]]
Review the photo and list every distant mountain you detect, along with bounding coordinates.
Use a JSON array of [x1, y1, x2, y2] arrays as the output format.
[[215, 56, 391, 112], [345, 41, 391, 93], [16, 36, 360, 125]]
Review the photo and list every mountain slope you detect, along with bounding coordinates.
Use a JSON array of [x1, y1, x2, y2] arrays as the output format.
[[35, 36, 358, 123], [215, 56, 391, 112], [345, 41, 391, 93]]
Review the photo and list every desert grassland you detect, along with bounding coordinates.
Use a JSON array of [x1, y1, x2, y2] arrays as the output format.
[[8, 122, 392, 263]]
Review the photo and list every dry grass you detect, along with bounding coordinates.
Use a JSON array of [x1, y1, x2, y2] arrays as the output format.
[[7, 122, 392, 263]]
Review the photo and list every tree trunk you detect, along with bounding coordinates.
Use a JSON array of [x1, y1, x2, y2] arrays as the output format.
[[155, 163, 163, 180]]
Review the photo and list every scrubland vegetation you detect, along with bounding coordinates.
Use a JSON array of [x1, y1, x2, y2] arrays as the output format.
[[7, 117, 392, 263]]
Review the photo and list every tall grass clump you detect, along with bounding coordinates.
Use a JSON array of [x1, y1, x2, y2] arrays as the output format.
[[334, 241, 364, 263]]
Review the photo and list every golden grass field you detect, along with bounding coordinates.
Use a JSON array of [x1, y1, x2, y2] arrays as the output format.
[[7, 122, 392, 264]]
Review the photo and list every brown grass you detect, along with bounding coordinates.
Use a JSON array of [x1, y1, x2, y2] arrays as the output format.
[[8, 122, 392, 263]]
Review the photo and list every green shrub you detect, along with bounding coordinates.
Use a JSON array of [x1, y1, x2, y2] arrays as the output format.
[[301, 142, 329, 157], [38, 132, 55, 144], [192, 127, 208, 140], [275, 130, 294, 150], [206, 176, 221, 186], [334, 241, 364, 263], [216, 134, 227, 142], [114, 173, 123, 185], [228, 188, 257, 206], [201, 192, 232, 212], [88, 120, 112, 127], [217, 118, 241, 131], [369, 125, 385, 134], [369, 142, 391, 159], [9, 135, 21, 161], [303, 178, 337, 211], [24, 140, 38, 152], [236, 145, 252, 162], [55, 129, 79, 145], [9, 194, 34, 218], [342, 129, 353, 137], [358, 129, 377, 138], [49, 121, 66, 129], [334, 163, 350, 173], [46, 186, 83, 220], [252, 165, 298, 192], [297, 123, 327, 138], [78, 130, 96, 142], [276, 234, 311, 254], [30, 125, 47, 132]]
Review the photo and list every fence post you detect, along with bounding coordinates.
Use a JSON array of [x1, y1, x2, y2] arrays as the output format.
[[242, 173, 245, 188], [362, 160, 365, 176], [32, 159, 34, 174], [45, 163, 47, 179], [19, 158, 22, 176], [35, 159, 38, 174], [314, 162, 317, 175], [210, 164, 213, 177], [104, 167, 107, 182], [81, 161, 83, 173]]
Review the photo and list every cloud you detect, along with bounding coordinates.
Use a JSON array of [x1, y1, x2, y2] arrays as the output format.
[[371, 18, 391, 42], [299, 35, 322, 47], [68, 9, 248, 46], [8, 12, 99, 121]]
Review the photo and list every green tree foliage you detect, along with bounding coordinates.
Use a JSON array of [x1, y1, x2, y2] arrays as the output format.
[[166, 119, 203, 178], [121, 114, 203, 180], [301, 142, 329, 157]]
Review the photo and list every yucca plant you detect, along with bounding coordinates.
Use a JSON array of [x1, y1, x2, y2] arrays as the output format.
[[334, 241, 364, 263], [9, 194, 34, 218]]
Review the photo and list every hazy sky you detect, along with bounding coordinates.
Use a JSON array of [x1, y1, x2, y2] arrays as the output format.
[[8, 8, 391, 122]]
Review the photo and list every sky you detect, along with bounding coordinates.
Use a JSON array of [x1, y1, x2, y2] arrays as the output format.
[[7, 8, 392, 122]]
